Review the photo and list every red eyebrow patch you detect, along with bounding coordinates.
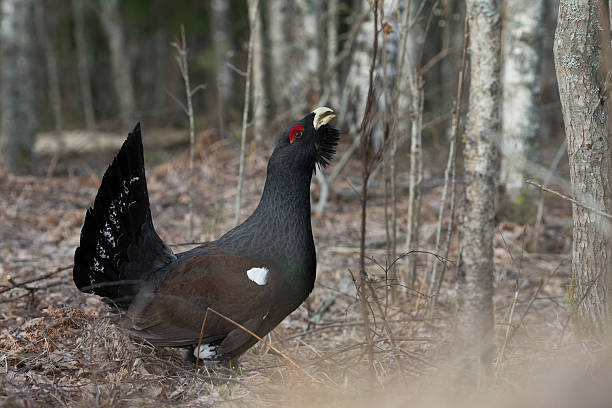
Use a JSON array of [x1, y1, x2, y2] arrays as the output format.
[[289, 125, 304, 144]]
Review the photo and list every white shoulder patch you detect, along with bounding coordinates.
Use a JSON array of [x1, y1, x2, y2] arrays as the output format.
[[246, 267, 269, 285], [193, 344, 217, 360]]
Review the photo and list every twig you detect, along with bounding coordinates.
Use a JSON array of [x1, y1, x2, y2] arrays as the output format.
[[380, 2, 392, 309], [428, 13, 469, 316], [531, 140, 567, 250], [235, 0, 259, 225], [495, 284, 519, 369], [357, 0, 380, 378], [420, 46, 461, 75], [225, 61, 247, 77], [0, 264, 72, 295], [197, 307, 321, 384], [526, 180, 612, 220], [506, 258, 568, 345], [171, 25, 202, 241], [364, 278, 402, 363]]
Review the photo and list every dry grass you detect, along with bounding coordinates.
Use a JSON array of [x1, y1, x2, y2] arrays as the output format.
[[2, 130, 608, 407]]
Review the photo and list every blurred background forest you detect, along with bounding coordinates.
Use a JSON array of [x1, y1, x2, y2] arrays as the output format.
[[0, 0, 562, 171]]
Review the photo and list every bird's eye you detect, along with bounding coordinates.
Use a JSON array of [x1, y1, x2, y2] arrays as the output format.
[[289, 125, 305, 144]]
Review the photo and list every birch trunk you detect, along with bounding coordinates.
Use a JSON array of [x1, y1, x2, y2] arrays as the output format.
[[295, 0, 321, 110], [456, 0, 501, 372], [71, 0, 96, 131], [99, 0, 136, 128], [327, 0, 340, 107], [267, 0, 293, 116], [211, 0, 233, 104], [0, 0, 36, 174], [249, 0, 266, 143], [553, 0, 612, 336], [211, 0, 232, 137], [501, 0, 544, 203], [343, 1, 378, 140]]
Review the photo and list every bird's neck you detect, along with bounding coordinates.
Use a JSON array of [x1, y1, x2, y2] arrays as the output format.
[[255, 169, 313, 219], [217, 169, 316, 296], [218, 169, 314, 258]]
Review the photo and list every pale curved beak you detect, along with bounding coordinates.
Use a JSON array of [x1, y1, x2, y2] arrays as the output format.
[[312, 107, 336, 130]]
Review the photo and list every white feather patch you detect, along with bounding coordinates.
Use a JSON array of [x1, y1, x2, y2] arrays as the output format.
[[247, 267, 269, 285], [193, 344, 216, 360]]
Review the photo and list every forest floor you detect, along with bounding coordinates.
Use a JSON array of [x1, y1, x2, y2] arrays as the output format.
[[1, 129, 611, 407]]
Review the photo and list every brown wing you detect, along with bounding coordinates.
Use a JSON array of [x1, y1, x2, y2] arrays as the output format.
[[121, 247, 274, 348]]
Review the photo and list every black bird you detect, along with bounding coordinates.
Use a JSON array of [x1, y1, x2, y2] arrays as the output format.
[[73, 107, 338, 361]]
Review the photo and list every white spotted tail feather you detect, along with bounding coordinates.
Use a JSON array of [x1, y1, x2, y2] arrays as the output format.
[[73, 123, 176, 308]]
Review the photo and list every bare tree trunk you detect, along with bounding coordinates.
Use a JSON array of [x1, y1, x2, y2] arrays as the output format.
[[71, 0, 96, 131], [34, 0, 62, 136], [553, 0, 612, 337], [540, 0, 560, 142], [327, 0, 340, 107], [210, 0, 232, 137], [343, 1, 377, 138], [0, 0, 36, 174], [439, 0, 464, 120], [250, 0, 266, 143], [396, 0, 423, 141], [295, 0, 321, 110], [99, 0, 136, 129], [456, 0, 501, 374], [501, 0, 544, 204], [267, 0, 293, 117]]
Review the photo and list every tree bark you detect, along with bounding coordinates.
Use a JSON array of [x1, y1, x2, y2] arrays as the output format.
[[294, 0, 321, 111], [501, 0, 545, 203], [439, 0, 465, 119], [249, 0, 266, 143], [456, 0, 501, 373], [327, 0, 340, 107], [267, 0, 293, 117], [0, 0, 36, 174], [343, 1, 376, 136], [553, 0, 612, 336], [71, 0, 96, 131], [210, 0, 232, 137], [34, 0, 63, 136], [99, 0, 136, 129]]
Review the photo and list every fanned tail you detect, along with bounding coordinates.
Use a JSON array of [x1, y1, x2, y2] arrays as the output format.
[[73, 123, 175, 308]]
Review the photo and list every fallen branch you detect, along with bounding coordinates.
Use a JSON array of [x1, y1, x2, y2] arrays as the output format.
[[0, 264, 72, 295]]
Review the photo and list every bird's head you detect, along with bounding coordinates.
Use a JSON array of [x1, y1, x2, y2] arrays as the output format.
[[269, 107, 339, 174]]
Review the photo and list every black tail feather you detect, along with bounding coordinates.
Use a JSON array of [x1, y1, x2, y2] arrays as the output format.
[[73, 123, 175, 308]]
